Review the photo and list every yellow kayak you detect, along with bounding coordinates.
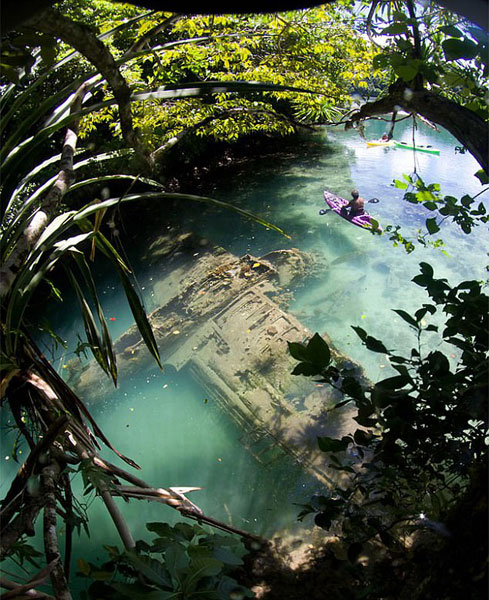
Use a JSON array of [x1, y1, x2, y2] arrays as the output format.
[[366, 139, 395, 147]]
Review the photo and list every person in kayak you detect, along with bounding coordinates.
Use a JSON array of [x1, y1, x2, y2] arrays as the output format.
[[341, 189, 365, 217]]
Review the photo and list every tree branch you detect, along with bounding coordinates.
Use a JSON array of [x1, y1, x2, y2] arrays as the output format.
[[41, 462, 72, 600], [0, 574, 56, 599], [125, 14, 180, 56], [345, 84, 489, 174], [27, 8, 152, 171]]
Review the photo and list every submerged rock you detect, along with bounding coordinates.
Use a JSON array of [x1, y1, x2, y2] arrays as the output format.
[[71, 234, 367, 488]]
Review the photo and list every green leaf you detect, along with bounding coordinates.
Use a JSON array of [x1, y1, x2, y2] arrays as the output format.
[[5, 232, 93, 352], [165, 542, 189, 579], [365, 336, 388, 354], [287, 341, 309, 362], [347, 542, 363, 563], [77, 558, 91, 576], [115, 263, 162, 370], [40, 44, 57, 66], [71, 253, 117, 385], [0, 64, 20, 83], [146, 522, 175, 538], [426, 218, 440, 234], [427, 351, 450, 374], [414, 304, 436, 321], [111, 583, 175, 600], [372, 53, 390, 70], [314, 512, 332, 528], [173, 522, 196, 541], [124, 551, 172, 588], [212, 546, 243, 566], [188, 555, 223, 580], [317, 436, 349, 453], [393, 63, 419, 82], [73, 191, 290, 239], [67, 268, 110, 378], [306, 333, 331, 368], [353, 429, 373, 446], [442, 38, 479, 61], [440, 25, 463, 38], [381, 23, 409, 35], [375, 375, 411, 390], [351, 326, 367, 342], [420, 262, 434, 278], [341, 376, 364, 400], [127, 80, 318, 104], [392, 309, 419, 328], [291, 362, 321, 376]]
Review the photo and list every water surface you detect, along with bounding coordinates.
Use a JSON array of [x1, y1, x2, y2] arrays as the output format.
[[3, 119, 487, 582]]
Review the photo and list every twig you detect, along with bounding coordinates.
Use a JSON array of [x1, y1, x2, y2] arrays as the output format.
[[0, 576, 56, 599], [0, 560, 57, 599], [99, 487, 135, 550], [180, 509, 263, 542]]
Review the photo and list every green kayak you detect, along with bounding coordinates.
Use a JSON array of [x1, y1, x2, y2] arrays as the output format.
[[394, 141, 440, 155]]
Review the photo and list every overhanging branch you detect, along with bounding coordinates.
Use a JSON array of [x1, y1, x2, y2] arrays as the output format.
[[345, 84, 489, 174], [26, 8, 152, 171]]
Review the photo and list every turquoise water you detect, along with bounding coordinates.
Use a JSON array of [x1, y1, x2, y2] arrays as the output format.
[[2, 119, 487, 586], [128, 118, 487, 378]]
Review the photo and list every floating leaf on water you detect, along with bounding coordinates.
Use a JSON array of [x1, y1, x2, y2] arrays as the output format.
[[252, 262, 261, 268]]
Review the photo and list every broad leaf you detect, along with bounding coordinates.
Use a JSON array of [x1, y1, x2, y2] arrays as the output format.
[[442, 38, 479, 61], [306, 333, 331, 368], [125, 551, 172, 589], [287, 341, 309, 362]]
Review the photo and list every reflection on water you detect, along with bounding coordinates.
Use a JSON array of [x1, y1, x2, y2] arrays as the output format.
[[6, 120, 487, 574]]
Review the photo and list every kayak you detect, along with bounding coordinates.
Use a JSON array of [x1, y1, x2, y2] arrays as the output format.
[[366, 139, 394, 147], [394, 140, 440, 155], [323, 191, 382, 232]]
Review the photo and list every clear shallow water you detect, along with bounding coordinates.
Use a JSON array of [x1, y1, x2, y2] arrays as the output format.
[[3, 119, 487, 579]]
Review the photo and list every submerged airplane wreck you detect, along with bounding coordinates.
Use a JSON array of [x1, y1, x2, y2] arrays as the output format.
[[71, 232, 367, 488]]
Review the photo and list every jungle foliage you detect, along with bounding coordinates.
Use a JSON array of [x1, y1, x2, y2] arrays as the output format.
[[289, 263, 488, 596], [76, 521, 253, 600]]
